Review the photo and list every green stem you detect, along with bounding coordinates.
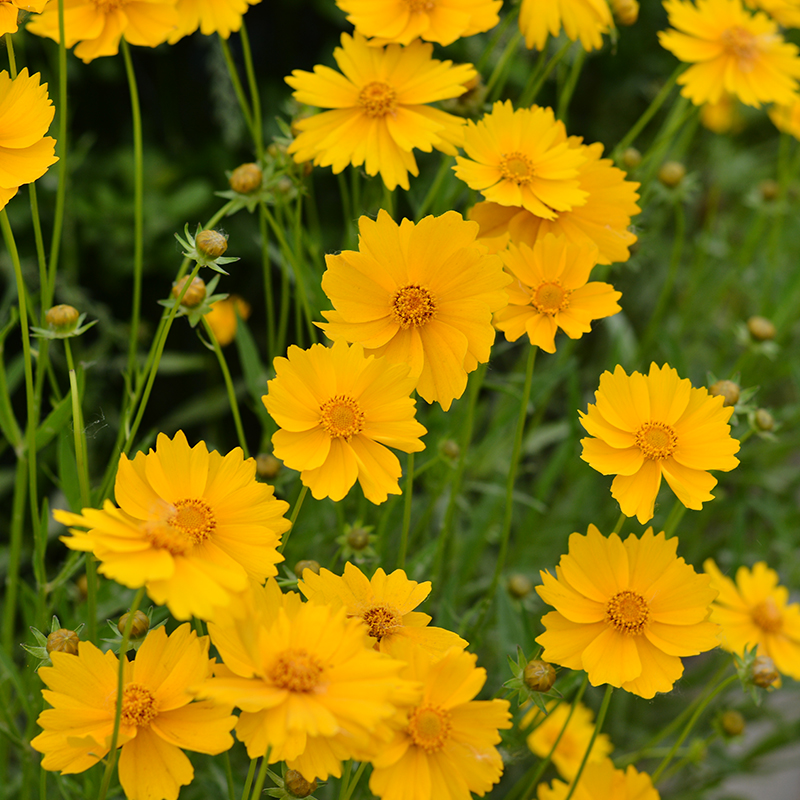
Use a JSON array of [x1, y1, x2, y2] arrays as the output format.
[[518, 39, 572, 108], [280, 484, 308, 554], [556, 47, 586, 122], [398, 451, 415, 569], [4, 32, 16, 75], [661, 498, 686, 538], [28, 185, 48, 309], [240, 760, 257, 800], [476, 6, 519, 74], [239, 20, 263, 162], [222, 752, 236, 800], [612, 512, 626, 535], [340, 761, 368, 800], [1, 457, 27, 655], [218, 35, 255, 139], [259, 206, 275, 360], [248, 752, 271, 800], [564, 684, 614, 800], [487, 30, 523, 102], [415, 154, 452, 220]]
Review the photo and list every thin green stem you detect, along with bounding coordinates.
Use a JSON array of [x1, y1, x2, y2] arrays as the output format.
[[218, 35, 255, 139], [556, 47, 586, 122], [248, 753, 270, 800], [28, 185, 48, 309], [5, 32, 16, 75], [239, 20, 263, 162], [280, 484, 308, 554], [518, 39, 572, 108], [661, 499, 687, 538], [612, 512, 626, 534], [259, 206, 275, 360], [240, 759, 257, 800], [222, 752, 236, 800], [415, 154, 452, 220], [398, 451, 415, 569], [1, 457, 27, 655], [564, 685, 614, 800], [476, 5, 519, 74], [340, 761, 368, 800], [487, 30, 523, 101]]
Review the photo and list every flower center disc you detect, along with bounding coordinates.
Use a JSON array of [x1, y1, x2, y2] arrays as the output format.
[[120, 683, 158, 727], [635, 421, 678, 460], [269, 649, 325, 692], [362, 604, 403, 641], [533, 281, 571, 315], [320, 395, 365, 439], [169, 499, 216, 544], [721, 26, 758, 68], [752, 598, 783, 634], [606, 590, 649, 634], [408, 705, 452, 752], [359, 81, 397, 117], [392, 284, 437, 328], [405, 0, 436, 11], [500, 152, 535, 185]]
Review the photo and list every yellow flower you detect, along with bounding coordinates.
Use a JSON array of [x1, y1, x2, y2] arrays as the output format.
[[263, 340, 427, 503], [1, 0, 48, 35], [27, 0, 179, 63], [745, 0, 800, 27], [580, 363, 740, 524], [658, 0, 800, 108], [335, 0, 501, 46], [370, 643, 512, 800], [704, 559, 800, 680], [169, 0, 260, 41], [286, 33, 475, 191], [523, 701, 613, 780], [519, 0, 613, 51], [700, 92, 743, 133], [31, 625, 235, 800], [768, 96, 800, 138], [318, 210, 510, 411], [206, 295, 251, 346], [53, 431, 290, 620], [537, 760, 660, 800], [493, 234, 621, 353], [0, 68, 58, 212], [299, 562, 467, 658], [536, 525, 721, 699]]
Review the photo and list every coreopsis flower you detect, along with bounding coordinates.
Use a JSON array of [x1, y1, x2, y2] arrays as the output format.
[[1, 0, 48, 35], [537, 760, 660, 800], [53, 431, 290, 620], [658, 0, 800, 108], [523, 701, 613, 780], [263, 340, 427, 503], [370, 643, 512, 800], [0, 68, 58, 212], [493, 234, 621, 353], [31, 625, 235, 800], [336, 0, 501, 46], [704, 560, 800, 680], [745, 0, 800, 27], [536, 525, 721, 699], [168, 0, 260, 42], [769, 96, 800, 138], [27, 0, 179, 63], [206, 295, 251, 346], [299, 562, 467, 657], [318, 211, 510, 410], [518, 0, 613, 51], [285, 33, 475, 191], [468, 140, 640, 265]]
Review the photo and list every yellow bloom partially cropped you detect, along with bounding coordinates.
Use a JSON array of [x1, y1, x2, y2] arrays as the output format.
[[580, 363, 740, 524], [299, 562, 467, 657], [538, 760, 660, 800], [0, 68, 58, 212], [704, 560, 800, 680], [27, 0, 178, 62], [519, 0, 613, 51], [700, 92, 743, 133], [336, 0, 501, 46], [536, 525, 720, 699], [206, 295, 251, 346], [318, 210, 510, 411], [1, 0, 48, 35], [745, 0, 800, 27], [286, 33, 475, 191], [769, 96, 800, 138], [169, 0, 260, 41], [658, 0, 800, 108], [53, 431, 290, 620], [493, 234, 621, 353], [31, 625, 235, 800], [263, 340, 427, 504]]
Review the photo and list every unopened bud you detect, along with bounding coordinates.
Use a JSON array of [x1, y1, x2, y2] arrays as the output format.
[[758, 179, 779, 201], [611, 0, 639, 25], [285, 769, 317, 798], [747, 315, 776, 341], [255, 453, 282, 480], [46, 628, 80, 655], [75, 574, 88, 599], [172, 276, 207, 308], [195, 229, 228, 258], [709, 380, 740, 407], [658, 161, 686, 188], [346, 526, 371, 551], [523, 660, 556, 693], [720, 710, 745, 736], [440, 439, 460, 460], [754, 409, 775, 431], [752, 655, 779, 688], [118, 610, 150, 638], [295, 560, 321, 578], [507, 574, 534, 599], [45, 304, 80, 333], [229, 163, 263, 194], [622, 147, 641, 170]]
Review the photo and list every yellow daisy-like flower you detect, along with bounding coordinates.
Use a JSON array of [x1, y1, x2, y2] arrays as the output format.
[[493, 234, 621, 353], [206, 295, 251, 346], [455, 101, 589, 220], [336, 0, 501, 46], [31, 624, 235, 800], [523, 701, 613, 780], [579, 363, 741, 524], [299, 562, 467, 658], [537, 759, 660, 800], [769, 96, 800, 138], [318, 210, 510, 411], [27, 0, 179, 63], [469, 138, 640, 265], [370, 643, 512, 800], [704, 559, 800, 680], [168, 0, 260, 41], [745, 0, 800, 28], [536, 525, 721, 699], [53, 431, 290, 620], [658, 0, 800, 108], [263, 340, 427, 504], [0, 68, 58, 212], [518, 0, 613, 52], [286, 33, 475, 191], [1, 0, 48, 35]]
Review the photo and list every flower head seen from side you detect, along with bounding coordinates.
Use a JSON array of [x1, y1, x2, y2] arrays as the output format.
[[168, 0, 260, 42], [704, 559, 800, 680], [536, 525, 721, 699], [0, 68, 58, 213], [518, 0, 613, 52], [53, 431, 290, 621], [580, 363, 740, 524], [335, 0, 501, 46], [31, 624, 235, 800], [493, 234, 622, 353], [318, 210, 510, 411], [1, 0, 48, 35], [369, 643, 512, 800], [537, 759, 660, 800], [658, 0, 800, 108], [299, 562, 467, 658], [263, 340, 427, 504], [285, 33, 475, 191]]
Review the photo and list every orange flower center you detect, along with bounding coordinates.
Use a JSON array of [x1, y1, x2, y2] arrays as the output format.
[[359, 82, 397, 117], [91, 0, 128, 10], [120, 683, 158, 727], [169, 499, 216, 542], [500, 152, 535, 185], [606, 590, 649, 634], [751, 598, 782, 634], [320, 395, 365, 439], [362, 604, 403, 640], [634, 421, 678, 460], [405, 0, 436, 11], [533, 281, 571, 315], [268, 649, 325, 692], [408, 705, 452, 752], [721, 26, 758, 69], [392, 284, 437, 328]]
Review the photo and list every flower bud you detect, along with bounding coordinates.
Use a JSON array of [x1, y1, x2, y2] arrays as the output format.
[[440, 439, 460, 460], [752, 654, 779, 688], [45, 304, 80, 333], [758, 179, 779, 202], [720, 710, 745, 736], [622, 147, 641, 170], [523, 660, 556, 693], [507, 573, 534, 599], [747, 315, 776, 341], [611, 0, 639, 25], [171, 276, 207, 308], [256, 453, 282, 480], [195, 229, 228, 258], [285, 770, 317, 798], [229, 162, 262, 194], [75, 574, 88, 599], [709, 380, 740, 407], [346, 525, 371, 551], [658, 161, 686, 188], [754, 409, 775, 431], [295, 560, 321, 577], [118, 610, 150, 638], [46, 628, 80, 655]]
